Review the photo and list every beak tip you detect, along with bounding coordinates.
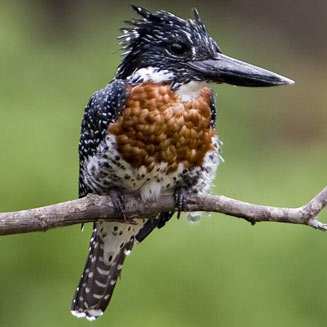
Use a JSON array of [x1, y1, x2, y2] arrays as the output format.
[[276, 74, 295, 86], [283, 77, 295, 85]]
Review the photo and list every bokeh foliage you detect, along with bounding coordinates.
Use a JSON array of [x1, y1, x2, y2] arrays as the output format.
[[0, 1, 326, 326]]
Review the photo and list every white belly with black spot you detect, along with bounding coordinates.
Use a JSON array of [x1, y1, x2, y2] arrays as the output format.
[[82, 134, 222, 201]]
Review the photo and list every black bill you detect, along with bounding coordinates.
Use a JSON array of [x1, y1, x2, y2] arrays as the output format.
[[187, 53, 294, 86]]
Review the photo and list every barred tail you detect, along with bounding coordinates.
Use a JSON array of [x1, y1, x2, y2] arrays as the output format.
[[71, 225, 134, 321]]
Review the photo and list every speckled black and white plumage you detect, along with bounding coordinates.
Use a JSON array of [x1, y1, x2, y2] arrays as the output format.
[[117, 6, 221, 83], [78, 80, 128, 198], [70, 1, 295, 320], [71, 6, 223, 321]]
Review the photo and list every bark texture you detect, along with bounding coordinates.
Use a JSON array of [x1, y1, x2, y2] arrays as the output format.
[[0, 187, 326, 236]]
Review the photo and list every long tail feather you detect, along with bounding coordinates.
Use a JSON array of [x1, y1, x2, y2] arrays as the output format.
[[71, 223, 134, 321]]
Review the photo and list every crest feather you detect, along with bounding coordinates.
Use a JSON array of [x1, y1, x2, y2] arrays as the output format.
[[116, 5, 219, 79], [192, 8, 206, 31], [131, 5, 152, 19]]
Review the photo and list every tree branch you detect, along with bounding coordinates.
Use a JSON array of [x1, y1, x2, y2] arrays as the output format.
[[0, 187, 326, 236]]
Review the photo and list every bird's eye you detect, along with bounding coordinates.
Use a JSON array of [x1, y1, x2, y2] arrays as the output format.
[[169, 43, 188, 55]]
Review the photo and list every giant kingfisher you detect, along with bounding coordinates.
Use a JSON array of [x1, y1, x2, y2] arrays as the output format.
[[71, 5, 293, 320]]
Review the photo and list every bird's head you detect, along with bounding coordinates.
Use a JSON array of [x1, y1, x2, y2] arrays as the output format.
[[116, 5, 294, 87]]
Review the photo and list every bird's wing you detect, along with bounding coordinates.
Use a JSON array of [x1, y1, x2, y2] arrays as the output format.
[[78, 79, 128, 198]]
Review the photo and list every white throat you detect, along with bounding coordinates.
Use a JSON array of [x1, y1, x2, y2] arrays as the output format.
[[128, 67, 174, 84], [176, 81, 206, 102], [128, 67, 207, 102]]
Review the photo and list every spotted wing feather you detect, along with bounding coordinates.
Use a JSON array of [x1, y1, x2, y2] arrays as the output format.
[[78, 79, 128, 198]]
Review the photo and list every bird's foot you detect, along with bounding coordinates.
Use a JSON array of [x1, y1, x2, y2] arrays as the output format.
[[174, 189, 188, 220], [109, 188, 127, 221]]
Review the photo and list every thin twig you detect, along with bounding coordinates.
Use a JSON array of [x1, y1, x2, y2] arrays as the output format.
[[0, 187, 326, 236]]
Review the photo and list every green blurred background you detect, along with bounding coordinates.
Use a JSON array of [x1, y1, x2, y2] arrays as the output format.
[[0, 1, 326, 326]]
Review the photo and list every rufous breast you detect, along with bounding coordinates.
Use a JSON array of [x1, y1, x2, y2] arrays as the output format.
[[109, 82, 215, 173]]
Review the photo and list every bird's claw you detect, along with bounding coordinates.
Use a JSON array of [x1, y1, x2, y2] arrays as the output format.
[[174, 190, 188, 220], [109, 188, 127, 221]]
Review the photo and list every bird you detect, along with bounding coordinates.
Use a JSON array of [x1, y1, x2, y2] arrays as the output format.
[[71, 5, 294, 320]]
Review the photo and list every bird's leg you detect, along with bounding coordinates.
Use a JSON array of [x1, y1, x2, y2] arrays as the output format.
[[174, 188, 188, 220], [108, 187, 127, 221]]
